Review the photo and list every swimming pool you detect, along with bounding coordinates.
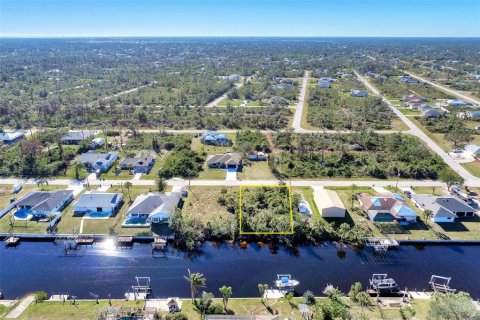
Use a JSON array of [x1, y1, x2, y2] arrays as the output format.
[[13, 209, 33, 220], [122, 217, 149, 227], [86, 212, 110, 219]]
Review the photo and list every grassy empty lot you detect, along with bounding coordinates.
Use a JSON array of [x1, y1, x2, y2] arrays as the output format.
[[237, 161, 275, 180], [182, 186, 235, 224]]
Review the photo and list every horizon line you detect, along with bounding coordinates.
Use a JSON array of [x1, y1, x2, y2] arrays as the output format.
[[1, 35, 479, 39]]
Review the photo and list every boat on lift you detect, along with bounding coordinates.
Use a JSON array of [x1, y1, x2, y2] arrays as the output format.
[[274, 274, 299, 292], [369, 274, 399, 293]]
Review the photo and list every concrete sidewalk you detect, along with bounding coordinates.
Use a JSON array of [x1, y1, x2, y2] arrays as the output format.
[[5, 294, 35, 318]]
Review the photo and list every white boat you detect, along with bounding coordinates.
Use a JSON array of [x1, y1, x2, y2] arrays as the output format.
[[274, 274, 299, 291]]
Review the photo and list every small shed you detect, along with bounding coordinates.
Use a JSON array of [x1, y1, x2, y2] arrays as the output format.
[[313, 188, 346, 218]]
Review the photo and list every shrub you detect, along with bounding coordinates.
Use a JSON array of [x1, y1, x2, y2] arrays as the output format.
[[303, 290, 316, 305], [165, 313, 188, 320], [35, 291, 48, 303]]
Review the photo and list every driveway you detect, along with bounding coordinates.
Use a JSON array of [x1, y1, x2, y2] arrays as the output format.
[[225, 169, 237, 181]]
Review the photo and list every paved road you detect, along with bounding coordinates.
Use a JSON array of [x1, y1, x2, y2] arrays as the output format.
[[205, 76, 252, 108], [0, 177, 447, 188], [402, 71, 480, 105], [291, 71, 309, 132], [355, 71, 480, 186]]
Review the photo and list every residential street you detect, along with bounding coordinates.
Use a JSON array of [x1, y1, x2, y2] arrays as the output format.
[[291, 71, 309, 132], [355, 71, 480, 186], [402, 70, 480, 105]]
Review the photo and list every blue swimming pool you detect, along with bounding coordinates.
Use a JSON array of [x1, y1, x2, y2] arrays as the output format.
[[123, 217, 148, 225], [14, 209, 32, 219], [87, 212, 110, 218]]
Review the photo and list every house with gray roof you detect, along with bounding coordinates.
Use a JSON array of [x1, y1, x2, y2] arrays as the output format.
[[123, 192, 181, 227], [61, 130, 96, 145], [13, 190, 74, 220], [120, 155, 155, 174], [73, 191, 123, 218], [78, 151, 119, 172], [411, 194, 476, 223], [350, 89, 368, 97], [206, 153, 242, 170]]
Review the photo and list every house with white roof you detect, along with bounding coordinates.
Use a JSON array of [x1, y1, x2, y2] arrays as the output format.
[[73, 191, 123, 218], [465, 144, 480, 159], [314, 188, 346, 218], [0, 131, 25, 145]]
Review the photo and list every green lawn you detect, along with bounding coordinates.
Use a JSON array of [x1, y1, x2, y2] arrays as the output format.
[[16, 300, 143, 320], [462, 161, 480, 178], [292, 186, 322, 222], [15, 297, 432, 320], [196, 164, 226, 180], [140, 151, 170, 180], [237, 161, 276, 180], [100, 160, 133, 180]]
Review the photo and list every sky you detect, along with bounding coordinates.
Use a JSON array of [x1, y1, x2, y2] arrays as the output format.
[[0, 0, 479, 37]]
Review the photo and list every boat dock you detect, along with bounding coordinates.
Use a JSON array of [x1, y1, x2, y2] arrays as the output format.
[[115, 236, 133, 248], [364, 237, 399, 248], [429, 275, 456, 293], [4, 236, 20, 247]]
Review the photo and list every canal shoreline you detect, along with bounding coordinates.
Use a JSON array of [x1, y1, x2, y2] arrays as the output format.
[[3, 233, 480, 246]]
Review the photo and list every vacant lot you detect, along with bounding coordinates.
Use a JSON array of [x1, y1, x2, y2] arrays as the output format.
[[306, 78, 402, 131]]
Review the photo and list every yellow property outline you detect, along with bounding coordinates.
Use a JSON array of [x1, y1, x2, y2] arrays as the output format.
[[239, 184, 294, 235]]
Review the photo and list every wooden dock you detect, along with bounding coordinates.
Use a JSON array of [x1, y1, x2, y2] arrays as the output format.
[[4, 236, 20, 247], [116, 235, 133, 248]]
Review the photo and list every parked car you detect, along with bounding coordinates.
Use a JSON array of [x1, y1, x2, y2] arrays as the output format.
[[403, 190, 412, 199]]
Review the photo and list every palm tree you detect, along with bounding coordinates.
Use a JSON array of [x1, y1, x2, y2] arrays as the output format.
[[283, 292, 295, 308], [197, 291, 214, 318], [219, 285, 232, 312], [124, 182, 132, 203], [184, 269, 206, 303], [423, 209, 433, 225], [73, 161, 84, 180], [356, 291, 371, 311], [258, 283, 269, 303], [156, 174, 166, 192]]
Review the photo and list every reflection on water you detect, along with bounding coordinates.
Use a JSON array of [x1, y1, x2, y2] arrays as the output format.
[[1, 241, 480, 299]]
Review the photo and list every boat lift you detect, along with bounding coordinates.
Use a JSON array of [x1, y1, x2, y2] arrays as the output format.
[[151, 236, 167, 257], [429, 275, 456, 293], [369, 274, 399, 294], [125, 277, 152, 300]]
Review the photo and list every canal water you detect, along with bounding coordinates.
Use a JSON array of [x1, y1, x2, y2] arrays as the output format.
[[1, 241, 479, 299]]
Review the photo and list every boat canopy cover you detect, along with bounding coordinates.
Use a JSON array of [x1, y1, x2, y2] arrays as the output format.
[[281, 277, 289, 283]]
